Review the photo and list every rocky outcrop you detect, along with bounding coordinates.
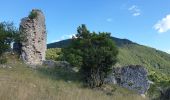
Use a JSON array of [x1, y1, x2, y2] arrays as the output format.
[[105, 65, 150, 94], [19, 9, 46, 66]]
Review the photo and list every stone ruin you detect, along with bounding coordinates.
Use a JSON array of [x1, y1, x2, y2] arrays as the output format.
[[19, 9, 47, 66], [105, 65, 150, 95]]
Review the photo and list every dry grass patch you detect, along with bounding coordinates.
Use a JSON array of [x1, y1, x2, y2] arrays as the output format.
[[0, 55, 148, 100]]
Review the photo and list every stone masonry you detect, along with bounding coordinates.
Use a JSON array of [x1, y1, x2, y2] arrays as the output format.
[[19, 9, 46, 66]]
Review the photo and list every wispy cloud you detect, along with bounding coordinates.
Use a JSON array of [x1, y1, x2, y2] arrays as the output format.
[[106, 18, 113, 22], [128, 5, 141, 17], [154, 14, 170, 33]]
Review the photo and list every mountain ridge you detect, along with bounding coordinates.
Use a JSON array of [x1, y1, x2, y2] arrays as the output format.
[[47, 37, 137, 48]]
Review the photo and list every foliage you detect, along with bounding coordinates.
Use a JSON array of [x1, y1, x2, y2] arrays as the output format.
[[28, 11, 38, 19], [0, 22, 19, 64], [46, 48, 61, 60], [62, 25, 118, 88]]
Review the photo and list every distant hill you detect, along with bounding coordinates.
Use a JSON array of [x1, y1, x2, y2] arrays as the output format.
[[47, 37, 170, 81], [48, 39, 72, 48], [47, 37, 136, 48]]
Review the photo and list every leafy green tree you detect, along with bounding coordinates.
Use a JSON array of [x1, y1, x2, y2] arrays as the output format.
[[62, 24, 118, 87], [0, 22, 19, 63]]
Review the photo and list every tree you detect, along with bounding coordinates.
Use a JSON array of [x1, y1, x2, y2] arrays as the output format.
[[62, 24, 118, 87], [0, 22, 19, 64]]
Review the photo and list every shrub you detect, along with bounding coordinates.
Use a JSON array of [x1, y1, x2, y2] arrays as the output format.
[[0, 57, 7, 64], [0, 22, 19, 63], [62, 24, 118, 88], [46, 48, 61, 61], [28, 11, 38, 19]]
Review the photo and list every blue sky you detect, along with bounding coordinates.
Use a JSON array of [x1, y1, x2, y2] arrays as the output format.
[[0, 0, 170, 53]]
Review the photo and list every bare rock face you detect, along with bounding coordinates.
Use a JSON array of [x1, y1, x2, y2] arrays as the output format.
[[19, 9, 46, 66], [105, 65, 150, 95]]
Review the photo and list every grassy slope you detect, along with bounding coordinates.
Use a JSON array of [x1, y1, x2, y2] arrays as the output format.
[[118, 44, 170, 81], [0, 55, 146, 100]]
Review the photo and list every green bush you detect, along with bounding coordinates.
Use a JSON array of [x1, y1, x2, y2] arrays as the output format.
[[46, 48, 61, 61], [0, 22, 19, 63], [62, 25, 118, 88], [28, 11, 38, 19], [0, 57, 7, 64]]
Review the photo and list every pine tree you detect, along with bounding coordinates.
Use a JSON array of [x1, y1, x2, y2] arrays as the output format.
[[62, 24, 118, 87]]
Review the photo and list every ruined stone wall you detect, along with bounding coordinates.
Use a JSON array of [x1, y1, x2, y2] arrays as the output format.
[[19, 9, 46, 66], [105, 65, 150, 95]]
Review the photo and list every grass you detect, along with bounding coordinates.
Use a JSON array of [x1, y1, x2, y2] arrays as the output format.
[[0, 54, 147, 100]]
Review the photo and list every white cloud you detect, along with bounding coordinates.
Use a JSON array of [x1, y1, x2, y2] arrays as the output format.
[[154, 14, 170, 33], [133, 12, 140, 16], [128, 5, 136, 10], [106, 18, 113, 22], [128, 5, 141, 17]]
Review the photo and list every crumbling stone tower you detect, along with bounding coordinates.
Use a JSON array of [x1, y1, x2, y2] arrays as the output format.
[[19, 9, 47, 66]]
